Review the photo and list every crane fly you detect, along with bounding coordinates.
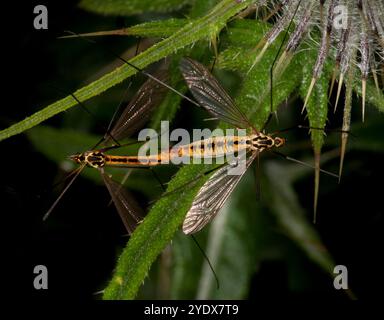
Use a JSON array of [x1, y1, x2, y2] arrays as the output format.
[[178, 57, 287, 234], [45, 74, 169, 235], [178, 58, 337, 234]]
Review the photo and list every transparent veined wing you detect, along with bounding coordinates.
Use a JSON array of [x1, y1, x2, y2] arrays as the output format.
[[182, 151, 258, 234], [102, 172, 145, 235], [180, 57, 255, 130], [104, 72, 169, 144]]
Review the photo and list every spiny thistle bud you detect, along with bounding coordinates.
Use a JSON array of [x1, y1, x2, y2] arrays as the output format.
[[252, 0, 384, 122]]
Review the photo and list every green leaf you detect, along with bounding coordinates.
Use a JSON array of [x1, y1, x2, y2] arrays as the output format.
[[222, 19, 267, 49], [27, 126, 102, 183], [103, 163, 216, 299], [327, 119, 384, 152], [264, 160, 336, 276], [170, 231, 206, 299], [0, 0, 251, 142], [79, 0, 190, 16], [124, 19, 188, 38], [353, 78, 384, 114], [299, 50, 329, 152], [189, 0, 221, 18], [62, 19, 189, 38], [217, 20, 303, 129], [28, 126, 99, 163]]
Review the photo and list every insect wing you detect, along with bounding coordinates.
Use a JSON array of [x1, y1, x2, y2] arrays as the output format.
[[182, 151, 258, 234], [102, 172, 145, 235], [105, 73, 169, 143], [180, 57, 254, 130]]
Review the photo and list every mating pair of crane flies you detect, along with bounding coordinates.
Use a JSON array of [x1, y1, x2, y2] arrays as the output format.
[[47, 56, 335, 235]]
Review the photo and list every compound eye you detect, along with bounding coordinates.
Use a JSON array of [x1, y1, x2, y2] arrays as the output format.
[[277, 138, 285, 146], [70, 153, 83, 163]]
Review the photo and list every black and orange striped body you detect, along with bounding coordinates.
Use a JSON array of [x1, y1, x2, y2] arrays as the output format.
[[70, 133, 285, 168]]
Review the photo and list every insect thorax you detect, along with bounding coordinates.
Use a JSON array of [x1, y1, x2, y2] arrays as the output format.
[[83, 151, 106, 168], [249, 133, 284, 151]]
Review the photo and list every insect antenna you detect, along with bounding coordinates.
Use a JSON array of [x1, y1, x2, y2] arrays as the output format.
[[271, 151, 338, 179], [43, 164, 85, 221], [270, 124, 354, 137]]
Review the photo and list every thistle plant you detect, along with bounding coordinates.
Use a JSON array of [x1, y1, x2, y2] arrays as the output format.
[[253, 0, 383, 115], [252, 0, 383, 175]]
